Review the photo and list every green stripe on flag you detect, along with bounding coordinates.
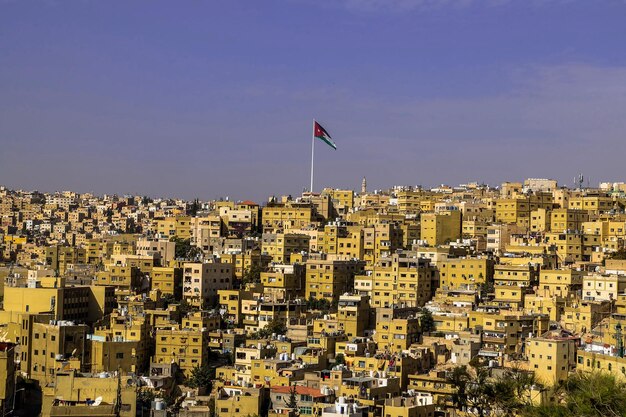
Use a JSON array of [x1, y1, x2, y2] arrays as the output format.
[[315, 135, 337, 150]]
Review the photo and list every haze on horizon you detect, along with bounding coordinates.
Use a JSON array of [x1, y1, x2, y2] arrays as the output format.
[[1, 0, 626, 202]]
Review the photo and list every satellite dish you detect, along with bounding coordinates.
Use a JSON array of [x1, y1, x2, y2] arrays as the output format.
[[71, 349, 77, 356], [93, 397, 102, 406]]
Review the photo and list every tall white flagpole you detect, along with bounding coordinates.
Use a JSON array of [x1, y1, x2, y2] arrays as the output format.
[[310, 119, 315, 193]]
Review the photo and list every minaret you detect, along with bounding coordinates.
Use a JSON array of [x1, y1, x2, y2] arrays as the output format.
[[361, 177, 367, 194]]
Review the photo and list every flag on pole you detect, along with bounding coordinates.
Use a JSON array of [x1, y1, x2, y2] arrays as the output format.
[[314, 121, 337, 150]]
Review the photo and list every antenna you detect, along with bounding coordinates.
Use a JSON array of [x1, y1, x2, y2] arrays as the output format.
[[576, 173, 584, 191]]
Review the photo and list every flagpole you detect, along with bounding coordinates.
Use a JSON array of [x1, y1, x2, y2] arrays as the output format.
[[310, 119, 315, 193]]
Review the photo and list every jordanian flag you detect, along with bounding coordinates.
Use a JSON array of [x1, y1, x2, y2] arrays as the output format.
[[314, 121, 337, 150]]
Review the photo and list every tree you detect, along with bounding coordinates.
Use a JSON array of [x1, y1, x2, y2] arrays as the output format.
[[137, 389, 156, 410], [335, 353, 346, 366], [187, 365, 214, 392], [448, 365, 470, 412], [447, 365, 526, 417], [171, 237, 191, 259], [188, 198, 201, 216], [242, 263, 264, 285], [170, 237, 203, 260], [284, 383, 299, 416], [207, 397, 218, 417], [178, 299, 196, 316], [523, 372, 626, 417], [608, 249, 626, 260], [306, 296, 332, 314], [161, 293, 177, 307], [257, 317, 287, 339], [420, 308, 435, 334], [479, 280, 495, 299]]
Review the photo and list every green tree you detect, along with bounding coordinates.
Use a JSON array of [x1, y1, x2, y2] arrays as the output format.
[[170, 237, 191, 259], [208, 397, 218, 417], [242, 263, 264, 285], [479, 280, 495, 299], [137, 388, 156, 410], [178, 299, 196, 316], [335, 353, 346, 366], [257, 317, 287, 338], [170, 237, 203, 260], [306, 296, 332, 314], [188, 199, 201, 216], [608, 249, 626, 260], [161, 293, 177, 307], [420, 308, 435, 333], [448, 365, 470, 412], [284, 383, 299, 415], [523, 372, 626, 417], [187, 365, 214, 392]]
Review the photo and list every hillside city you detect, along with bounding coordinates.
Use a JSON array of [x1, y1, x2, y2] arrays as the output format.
[[2, 177, 626, 417]]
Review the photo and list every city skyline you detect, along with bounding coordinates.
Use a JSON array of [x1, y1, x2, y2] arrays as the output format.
[[2, 1, 626, 201]]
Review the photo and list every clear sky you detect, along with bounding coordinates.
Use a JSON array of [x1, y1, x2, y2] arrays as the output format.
[[1, 1, 625, 202]]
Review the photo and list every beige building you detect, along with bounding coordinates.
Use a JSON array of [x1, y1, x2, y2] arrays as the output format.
[[182, 261, 233, 307]]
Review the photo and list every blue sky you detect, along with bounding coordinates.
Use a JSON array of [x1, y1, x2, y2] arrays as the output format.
[[1, 0, 626, 201]]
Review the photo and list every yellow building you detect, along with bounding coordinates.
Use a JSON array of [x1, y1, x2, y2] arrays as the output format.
[[317, 224, 364, 260], [375, 315, 420, 352], [94, 265, 142, 292], [154, 325, 208, 378], [550, 208, 589, 233], [582, 273, 626, 301], [30, 320, 89, 385], [469, 310, 548, 356], [150, 266, 182, 298], [89, 337, 141, 374], [40, 370, 137, 417], [261, 263, 306, 301], [305, 256, 365, 304], [336, 294, 371, 338], [408, 370, 455, 407], [524, 294, 565, 322], [568, 195, 613, 214], [538, 269, 583, 298], [420, 210, 461, 246], [218, 288, 255, 326], [44, 245, 87, 275], [221, 249, 271, 281], [496, 195, 552, 229], [215, 386, 263, 417], [370, 253, 435, 308], [527, 331, 578, 386], [561, 299, 611, 334], [0, 343, 16, 416], [261, 204, 313, 232], [529, 208, 550, 233], [155, 216, 192, 239], [493, 264, 538, 308], [577, 349, 626, 380], [384, 396, 435, 417], [362, 223, 403, 267], [437, 257, 493, 291], [3, 281, 113, 324], [323, 188, 355, 215], [262, 233, 311, 264]]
